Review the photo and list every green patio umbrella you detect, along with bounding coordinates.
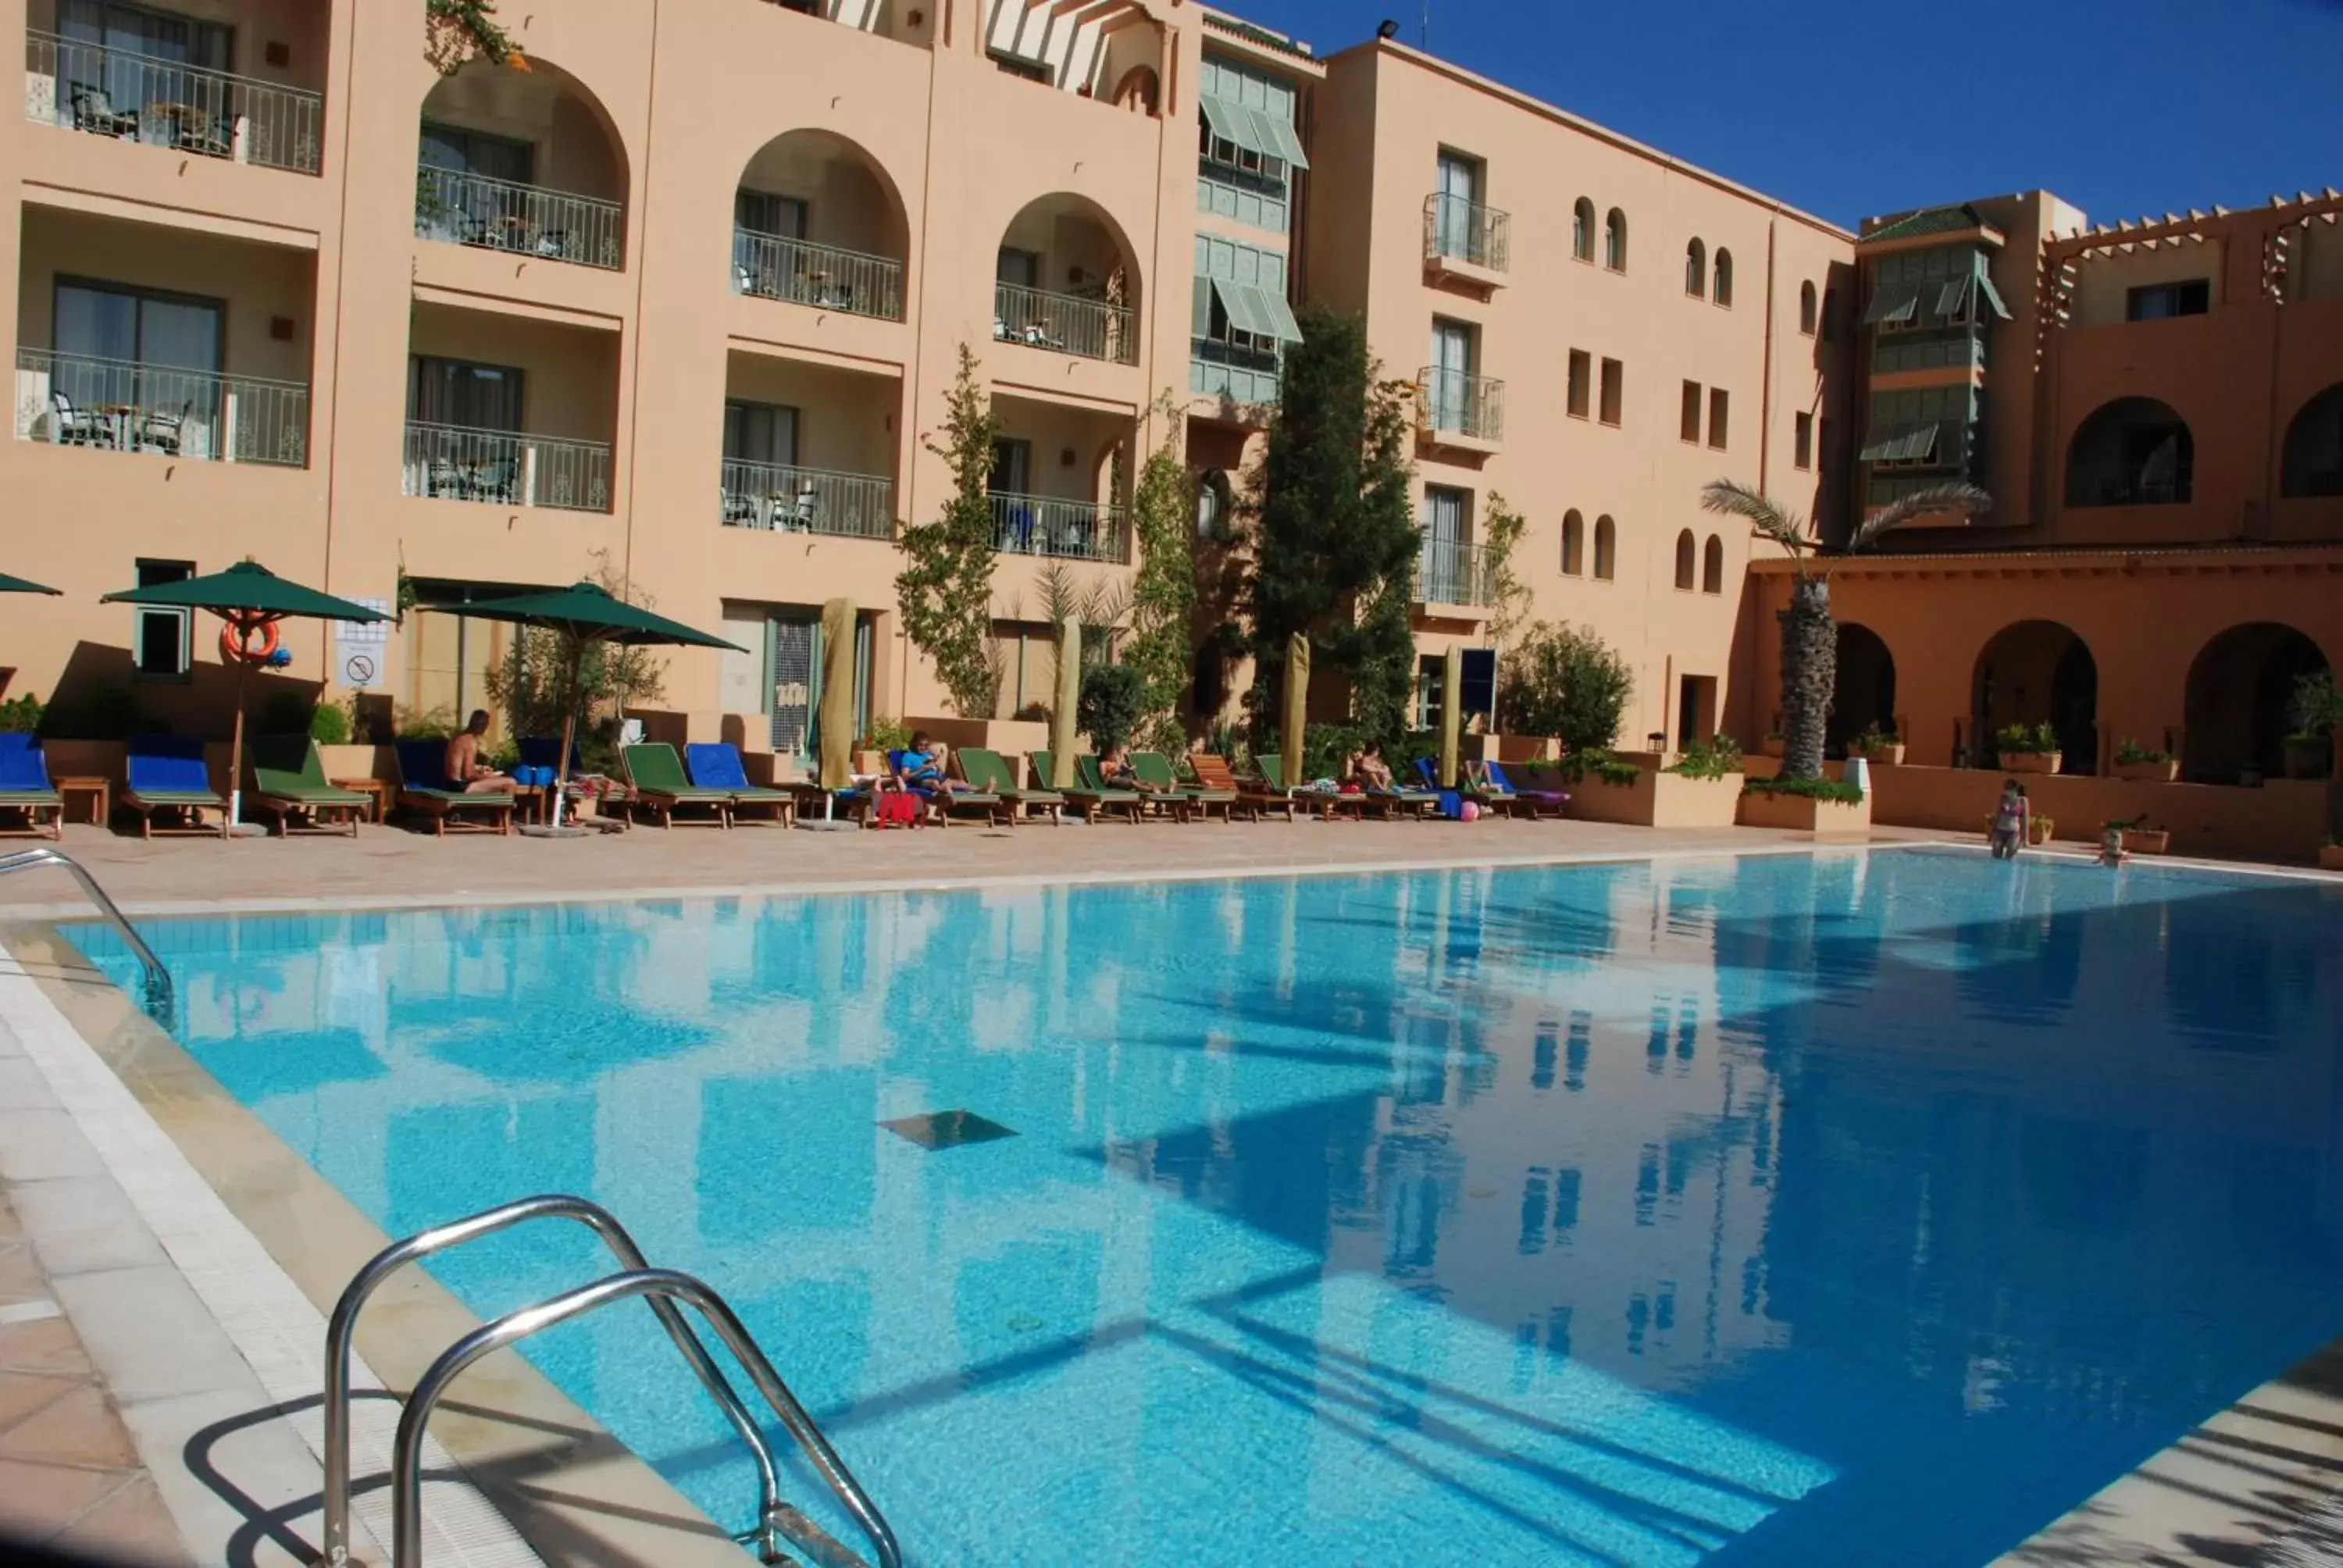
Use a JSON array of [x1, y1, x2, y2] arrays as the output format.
[[102, 560, 389, 831], [419, 580, 743, 830], [0, 573, 62, 596]]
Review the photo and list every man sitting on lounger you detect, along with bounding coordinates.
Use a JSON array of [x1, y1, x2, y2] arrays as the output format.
[[446, 710, 518, 794], [897, 732, 978, 794]]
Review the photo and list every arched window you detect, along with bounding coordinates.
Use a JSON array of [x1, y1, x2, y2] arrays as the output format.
[[1593, 516, 1617, 579], [1685, 239, 1706, 298], [1604, 208, 1628, 273], [1572, 198, 1596, 263], [1702, 534, 1724, 593], [2281, 383, 2343, 497], [1799, 280, 1818, 335], [1560, 509, 1585, 575], [1194, 469, 1232, 540], [2065, 397, 2194, 507], [1674, 529, 1696, 590], [1712, 249, 1733, 307]]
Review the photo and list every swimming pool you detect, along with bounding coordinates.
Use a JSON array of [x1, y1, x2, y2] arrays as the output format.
[[78, 849, 2343, 1565]]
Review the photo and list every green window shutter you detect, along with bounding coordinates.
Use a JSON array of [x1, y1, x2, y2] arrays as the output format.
[[1201, 93, 1273, 159], [1192, 275, 1213, 337], [1863, 285, 1921, 326], [1255, 286, 1304, 344], [1254, 108, 1310, 169], [1974, 270, 2013, 320], [1212, 278, 1278, 338]]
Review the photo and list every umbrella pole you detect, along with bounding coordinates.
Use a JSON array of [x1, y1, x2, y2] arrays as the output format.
[[552, 636, 584, 830], [229, 651, 251, 830]]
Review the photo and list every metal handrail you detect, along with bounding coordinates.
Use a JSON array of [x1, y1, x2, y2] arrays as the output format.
[[0, 847, 170, 1020], [392, 1267, 902, 1568], [319, 1195, 790, 1567]]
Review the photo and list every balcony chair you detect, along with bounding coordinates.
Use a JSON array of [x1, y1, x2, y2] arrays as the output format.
[[46, 390, 105, 447], [141, 399, 194, 457], [68, 84, 140, 137]]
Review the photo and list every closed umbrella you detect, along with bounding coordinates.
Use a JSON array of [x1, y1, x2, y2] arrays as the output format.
[[419, 581, 742, 831], [801, 597, 860, 829], [102, 560, 389, 831], [1049, 618, 1080, 790], [1439, 645, 1464, 789], [1282, 632, 1308, 789]]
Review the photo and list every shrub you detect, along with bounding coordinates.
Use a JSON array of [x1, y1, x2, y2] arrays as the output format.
[[1744, 775, 1864, 804], [394, 705, 458, 742], [2289, 671, 2343, 737], [1669, 734, 1743, 780], [1012, 701, 1050, 724], [1256, 722, 1366, 783], [1559, 748, 1640, 787], [860, 716, 912, 754], [1500, 622, 1633, 754], [2113, 736, 2173, 765], [1076, 664, 1146, 755], [1854, 722, 1899, 750], [308, 698, 352, 746], [0, 693, 42, 734], [1996, 721, 2059, 754]]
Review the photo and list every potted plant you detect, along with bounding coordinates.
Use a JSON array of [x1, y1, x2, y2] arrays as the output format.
[[2320, 837, 2343, 872], [1760, 731, 1785, 759], [2111, 736, 2179, 783], [1997, 722, 2061, 775], [2285, 673, 2342, 780], [1854, 722, 1904, 766], [2107, 816, 2170, 855]]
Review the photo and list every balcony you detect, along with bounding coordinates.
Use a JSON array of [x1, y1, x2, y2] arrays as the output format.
[[415, 166, 624, 270], [990, 493, 1130, 564], [733, 230, 904, 322], [23, 29, 323, 175], [1415, 539, 1496, 608], [721, 458, 894, 540], [1423, 193, 1510, 289], [993, 283, 1136, 365], [16, 347, 308, 465], [401, 422, 611, 513], [1418, 368, 1504, 453]]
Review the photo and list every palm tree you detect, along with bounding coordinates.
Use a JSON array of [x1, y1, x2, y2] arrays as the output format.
[[1701, 479, 1989, 780]]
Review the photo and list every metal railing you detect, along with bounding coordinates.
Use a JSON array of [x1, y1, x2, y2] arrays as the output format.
[[16, 348, 308, 466], [1415, 538, 1496, 606], [0, 847, 172, 1021], [1418, 368, 1504, 444], [23, 30, 322, 174], [414, 164, 624, 270], [993, 282, 1136, 365], [401, 421, 611, 513], [989, 492, 1130, 564], [721, 458, 895, 540], [733, 228, 905, 322], [1423, 192, 1510, 273]]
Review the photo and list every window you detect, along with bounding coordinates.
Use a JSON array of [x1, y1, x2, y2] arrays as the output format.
[[1674, 529, 1696, 590], [1599, 358, 1623, 426], [723, 399, 799, 467], [1795, 411, 1813, 470], [1566, 350, 1591, 419], [1560, 509, 1584, 575], [1708, 388, 1729, 449], [1713, 249, 1733, 308], [1593, 515, 1617, 579], [990, 50, 1052, 83], [130, 558, 192, 679], [420, 121, 533, 184], [1685, 239, 1706, 298], [1799, 280, 1818, 335], [1195, 469, 1233, 540], [1604, 208, 1628, 272], [996, 247, 1040, 290], [1432, 151, 1483, 260], [989, 436, 1032, 495], [1702, 535, 1724, 594], [1427, 317, 1476, 429], [408, 356, 523, 430], [60, 1, 231, 73], [1572, 198, 1596, 262], [1680, 380, 1702, 443], [2127, 280, 2210, 321], [735, 189, 807, 239]]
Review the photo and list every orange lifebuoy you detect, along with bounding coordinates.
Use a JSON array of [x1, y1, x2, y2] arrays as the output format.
[[219, 613, 281, 665]]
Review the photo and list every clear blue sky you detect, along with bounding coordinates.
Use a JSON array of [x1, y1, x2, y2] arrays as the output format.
[[1232, 0, 2343, 229]]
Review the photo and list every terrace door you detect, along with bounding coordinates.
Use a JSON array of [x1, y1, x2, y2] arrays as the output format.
[[58, 0, 231, 127], [1428, 319, 1472, 430], [1435, 151, 1478, 258], [53, 279, 223, 453]]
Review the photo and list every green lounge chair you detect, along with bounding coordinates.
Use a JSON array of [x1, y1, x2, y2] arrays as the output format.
[[0, 734, 63, 839], [1255, 754, 1364, 819], [249, 736, 372, 837], [620, 743, 734, 829], [1132, 751, 1236, 821], [1080, 754, 1189, 821], [121, 735, 228, 839], [685, 743, 799, 826], [957, 747, 1066, 824], [391, 740, 515, 836], [1029, 750, 1144, 823]]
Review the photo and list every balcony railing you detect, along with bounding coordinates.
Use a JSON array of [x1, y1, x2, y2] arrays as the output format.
[[1418, 368, 1504, 443], [16, 348, 308, 465], [415, 165, 624, 270], [993, 283, 1136, 365], [24, 31, 322, 174], [732, 230, 904, 322], [402, 422, 611, 512], [989, 493, 1130, 564], [1424, 192, 1510, 274], [720, 458, 896, 540], [1415, 539, 1496, 606]]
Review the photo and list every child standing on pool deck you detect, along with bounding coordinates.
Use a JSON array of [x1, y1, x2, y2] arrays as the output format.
[[1990, 779, 2030, 860]]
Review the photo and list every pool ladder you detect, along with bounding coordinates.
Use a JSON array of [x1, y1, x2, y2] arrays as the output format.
[[317, 1194, 902, 1568], [0, 846, 173, 1021]]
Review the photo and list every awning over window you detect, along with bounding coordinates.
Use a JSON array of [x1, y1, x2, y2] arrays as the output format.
[[1973, 271, 2013, 320], [1859, 424, 1940, 464], [1200, 93, 1309, 170], [1933, 276, 1973, 319], [1862, 285, 1921, 326], [1211, 277, 1303, 344], [1250, 105, 1310, 169]]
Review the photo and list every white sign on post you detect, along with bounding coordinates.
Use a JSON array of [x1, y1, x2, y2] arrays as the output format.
[[336, 598, 390, 690]]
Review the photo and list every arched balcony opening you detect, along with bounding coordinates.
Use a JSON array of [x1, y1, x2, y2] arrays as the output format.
[[994, 194, 1139, 365], [416, 56, 628, 270], [733, 130, 909, 322]]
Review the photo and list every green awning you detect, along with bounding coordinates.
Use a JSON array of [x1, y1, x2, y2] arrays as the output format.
[[1250, 106, 1310, 169], [1859, 425, 1940, 464], [1863, 285, 1921, 326], [1200, 94, 1268, 157], [1933, 276, 1973, 319], [1212, 277, 1296, 342], [1974, 271, 2013, 320], [1253, 284, 1304, 344]]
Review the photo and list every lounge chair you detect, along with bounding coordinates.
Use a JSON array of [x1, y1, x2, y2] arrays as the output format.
[[391, 739, 515, 836], [0, 734, 63, 839], [887, 748, 1006, 827], [685, 743, 801, 827], [956, 747, 1067, 823], [1255, 755, 1364, 820], [1411, 756, 1510, 818], [248, 736, 371, 838], [1188, 754, 1293, 821], [1132, 752, 1236, 821], [1029, 750, 1144, 822], [620, 743, 733, 829], [1479, 759, 1569, 818], [1080, 754, 1189, 821], [769, 752, 877, 825], [120, 735, 228, 839]]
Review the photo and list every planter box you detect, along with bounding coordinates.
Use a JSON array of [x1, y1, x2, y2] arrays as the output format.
[[1860, 744, 1906, 767], [2029, 818, 2056, 846], [2112, 759, 2179, 782], [2117, 829, 2170, 855], [2003, 751, 2060, 775], [1739, 787, 1872, 840], [1760, 738, 1785, 759], [1565, 766, 1742, 829], [2283, 737, 2333, 781], [2320, 845, 2343, 872]]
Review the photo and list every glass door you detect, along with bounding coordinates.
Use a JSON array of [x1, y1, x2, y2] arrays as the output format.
[[1435, 152, 1479, 257], [1428, 319, 1472, 430]]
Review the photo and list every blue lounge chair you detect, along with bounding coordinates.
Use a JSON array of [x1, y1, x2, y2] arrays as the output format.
[[1481, 759, 1569, 818], [121, 734, 226, 839], [685, 743, 813, 826], [0, 733, 62, 839]]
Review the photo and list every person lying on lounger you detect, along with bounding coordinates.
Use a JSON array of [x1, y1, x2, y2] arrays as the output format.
[[1350, 740, 1397, 793], [445, 710, 518, 794], [897, 732, 979, 794]]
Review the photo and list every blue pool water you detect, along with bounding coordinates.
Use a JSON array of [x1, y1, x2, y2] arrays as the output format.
[[80, 849, 2343, 1565]]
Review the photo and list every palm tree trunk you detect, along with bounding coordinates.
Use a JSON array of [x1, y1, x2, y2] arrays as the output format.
[[1779, 577, 1836, 780]]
